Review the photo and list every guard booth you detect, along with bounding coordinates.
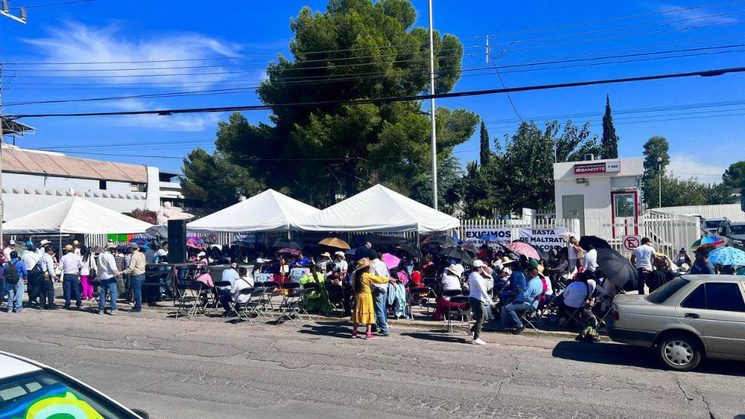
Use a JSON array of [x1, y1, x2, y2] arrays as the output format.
[[553, 157, 644, 239]]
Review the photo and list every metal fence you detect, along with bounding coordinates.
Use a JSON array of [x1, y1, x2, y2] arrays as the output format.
[[457, 218, 581, 243]]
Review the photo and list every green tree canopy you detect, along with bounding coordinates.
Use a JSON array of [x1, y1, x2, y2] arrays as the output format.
[[722, 161, 745, 189], [600, 95, 619, 159], [183, 0, 478, 209], [479, 121, 491, 166], [642, 135, 670, 206]]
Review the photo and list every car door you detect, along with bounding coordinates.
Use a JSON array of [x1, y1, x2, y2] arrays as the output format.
[[677, 281, 745, 357]]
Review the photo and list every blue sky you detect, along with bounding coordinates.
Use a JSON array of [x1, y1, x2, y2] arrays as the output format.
[[2, 0, 745, 183]]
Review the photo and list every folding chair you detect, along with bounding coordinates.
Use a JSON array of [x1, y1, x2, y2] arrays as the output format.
[[441, 289, 470, 334], [519, 307, 542, 332], [275, 282, 305, 326], [232, 287, 266, 325], [212, 281, 232, 316], [324, 283, 345, 316], [85, 280, 101, 310], [408, 286, 437, 317], [300, 282, 319, 317], [175, 282, 203, 318]]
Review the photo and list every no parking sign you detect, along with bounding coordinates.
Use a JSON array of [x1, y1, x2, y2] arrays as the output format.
[[622, 235, 641, 252]]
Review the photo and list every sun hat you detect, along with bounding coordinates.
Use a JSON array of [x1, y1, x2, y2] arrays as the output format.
[[446, 264, 464, 277], [354, 257, 372, 273], [501, 256, 515, 265], [472, 259, 484, 269], [320, 251, 331, 258], [39, 239, 51, 247], [334, 251, 346, 259], [64, 244, 73, 251]]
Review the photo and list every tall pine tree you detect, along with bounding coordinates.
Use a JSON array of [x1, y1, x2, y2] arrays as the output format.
[[601, 95, 619, 159], [479, 121, 491, 166]]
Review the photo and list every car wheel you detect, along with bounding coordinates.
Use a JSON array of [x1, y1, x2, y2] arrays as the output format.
[[657, 334, 702, 371]]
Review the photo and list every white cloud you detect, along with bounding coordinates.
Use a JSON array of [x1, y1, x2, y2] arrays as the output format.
[[667, 154, 725, 184], [658, 4, 738, 28], [22, 21, 259, 88]]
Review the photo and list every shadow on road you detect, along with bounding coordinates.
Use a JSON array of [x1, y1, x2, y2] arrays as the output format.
[[400, 332, 469, 344], [552, 341, 745, 376], [297, 324, 354, 339]]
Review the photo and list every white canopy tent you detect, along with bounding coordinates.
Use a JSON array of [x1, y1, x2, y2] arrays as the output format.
[[2, 197, 153, 235], [292, 184, 460, 233], [187, 189, 319, 233]]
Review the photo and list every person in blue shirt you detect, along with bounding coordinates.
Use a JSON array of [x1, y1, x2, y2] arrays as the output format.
[[690, 248, 716, 274], [498, 258, 526, 304], [1, 251, 28, 313], [501, 261, 544, 335]]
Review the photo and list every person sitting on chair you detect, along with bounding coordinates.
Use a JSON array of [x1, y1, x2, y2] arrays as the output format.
[[497, 258, 526, 305], [501, 263, 543, 335], [557, 274, 594, 324], [433, 264, 464, 321]]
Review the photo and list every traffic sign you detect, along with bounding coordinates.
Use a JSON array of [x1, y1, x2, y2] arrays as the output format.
[[622, 235, 641, 252]]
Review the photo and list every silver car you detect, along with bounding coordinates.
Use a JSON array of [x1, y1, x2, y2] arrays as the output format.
[[608, 275, 745, 371]]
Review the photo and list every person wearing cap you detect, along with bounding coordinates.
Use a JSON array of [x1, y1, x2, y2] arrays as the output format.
[[674, 247, 692, 268], [497, 257, 526, 306], [97, 242, 121, 315], [351, 258, 397, 339], [333, 251, 348, 275], [3, 240, 17, 262], [468, 260, 496, 345], [39, 246, 58, 309], [690, 247, 716, 274], [122, 243, 147, 313], [501, 261, 544, 335], [60, 244, 83, 310]]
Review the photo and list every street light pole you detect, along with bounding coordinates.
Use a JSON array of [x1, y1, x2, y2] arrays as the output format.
[[427, 0, 438, 210], [657, 157, 663, 208]]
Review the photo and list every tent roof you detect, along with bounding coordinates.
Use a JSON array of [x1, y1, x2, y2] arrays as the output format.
[[187, 189, 319, 233], [2, 197, 153, 235], [292, 184, 460, 233]]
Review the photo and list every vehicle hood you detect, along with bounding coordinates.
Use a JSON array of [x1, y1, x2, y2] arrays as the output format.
[[728, 234, 745, 241]]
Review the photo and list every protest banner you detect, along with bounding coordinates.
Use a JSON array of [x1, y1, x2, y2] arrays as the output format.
[[518, 227, 567, 250], [464, 227, 512, 245]]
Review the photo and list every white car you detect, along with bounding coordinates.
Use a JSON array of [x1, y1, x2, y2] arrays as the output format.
[[0, 351, 148, 418]]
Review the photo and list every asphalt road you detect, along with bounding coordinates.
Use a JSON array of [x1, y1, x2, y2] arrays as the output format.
[[0, 309, 743, 418]]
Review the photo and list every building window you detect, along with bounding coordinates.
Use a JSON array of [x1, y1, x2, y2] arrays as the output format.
[[99, 180, 107, 190]]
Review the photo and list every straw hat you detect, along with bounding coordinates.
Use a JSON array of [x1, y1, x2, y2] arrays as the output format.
[[354, 257, 372, 273], [334, 251, 346, 259], [39, 239, 51, 247], [320, 252, 331, 258], [446, 264, 464, 277], [501, 256, 516, 265]]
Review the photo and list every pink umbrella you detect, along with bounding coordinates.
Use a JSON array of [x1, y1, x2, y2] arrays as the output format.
[[504, 241, 540, 260], [381, 253, 401, 270]]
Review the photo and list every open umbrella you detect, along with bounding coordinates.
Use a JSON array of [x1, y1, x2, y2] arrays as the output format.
[[462, 241, 479, 255], [478, 233, 502, 243], [579, 235, 611, 250], [596, 248, 639, 291], [396, 243, 422, 258], [272, 238, 302, 250], [503, 241, 540, 261], [439, 246, 473, 262], [381, 253, 402, 270], [186, 236, 205, 250], [318, 237, 351, 250], [708, 246, 745, 266], [278, 248, 302, 256], [423, 235, 458, 248], [700, 236, 725, 246], [129, 237, 147, 245]]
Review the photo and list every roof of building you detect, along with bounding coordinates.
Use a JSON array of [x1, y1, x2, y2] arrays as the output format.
[[1, 146, 148, 183]]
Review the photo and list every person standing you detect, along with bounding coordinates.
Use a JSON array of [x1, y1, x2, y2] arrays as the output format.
[[3, 240, 17, 262], [79, 246, 96, 300], [2, 251, 28, 313], [350, 258, 397, 340], [369, 250, 391, 337], [97, 243, 120, 315], [122, 243, 146, 313], [21, 243, 43, 308], [631, 237, 656, 295], [60, 244, 83, 310], [690, 248, 716, 274], [567, 235, 584, 273], [39, 246, 58, 309], [583, 243, 599, 277], [468, 260, 496, 345]]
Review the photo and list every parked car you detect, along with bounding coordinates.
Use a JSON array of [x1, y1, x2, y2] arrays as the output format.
[[0, 351, 149, 418], [700, 217, 728, 237], [715, 221, 745, 250], [608, 275, 745, 371]]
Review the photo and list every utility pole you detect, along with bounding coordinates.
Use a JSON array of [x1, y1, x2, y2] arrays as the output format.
[[427, 0, 438, 210], [1, 2, 27, 247], [657, 157, 663, 208]]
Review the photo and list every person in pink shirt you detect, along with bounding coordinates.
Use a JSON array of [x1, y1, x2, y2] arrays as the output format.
[[195, 266, 214, 288]]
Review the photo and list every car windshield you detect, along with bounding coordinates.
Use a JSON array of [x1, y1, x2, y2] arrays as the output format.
[[0, 370, 137, 419], [705, 220, 724, 229], [646, 277, 690, 304], [729, 225, 745, 235]]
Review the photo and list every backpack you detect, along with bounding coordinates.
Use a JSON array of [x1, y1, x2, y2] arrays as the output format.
[[4, 260, 20, 285]]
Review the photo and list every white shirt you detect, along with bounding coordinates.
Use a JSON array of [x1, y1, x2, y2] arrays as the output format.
[[3, 247, 14, 261], [584, 249, 598, 272], [60, 252, 82, 275], [40, 253, 57, 279], [541, 275, 554, 296], [562, 281, 590, 308], [441, 273, 462, 292], [568, 243, 577, 260], [231, 276, 254, 303], [468, 271, 494, 306], [334, 259, 348, 273], [97, 251, 118, 280], [371, 258, 390, 291], [633, 244, 655, 271], [220, 268, 239, 290], [80, 256, 95, 276], [21, 250, 40, 271]]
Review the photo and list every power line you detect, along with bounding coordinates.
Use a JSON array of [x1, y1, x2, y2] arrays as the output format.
[[11, 65, 745, 118]]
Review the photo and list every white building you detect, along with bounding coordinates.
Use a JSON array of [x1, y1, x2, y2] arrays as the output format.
[[0, 146, 181, 221], [553, 157, 644, 239]]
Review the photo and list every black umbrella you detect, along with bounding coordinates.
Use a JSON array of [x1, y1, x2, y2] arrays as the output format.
[[439, 246, 473, 262], [579, 235, 611, 251], [597, 248, 639, 291], [396, 243, 422, 258], [271, 238, 302, 250], [424, 235, 458, 248]]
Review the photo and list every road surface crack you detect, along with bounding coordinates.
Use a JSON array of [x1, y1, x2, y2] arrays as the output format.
[[692, 386, 715, 419], [673, 375, 694, 404]]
